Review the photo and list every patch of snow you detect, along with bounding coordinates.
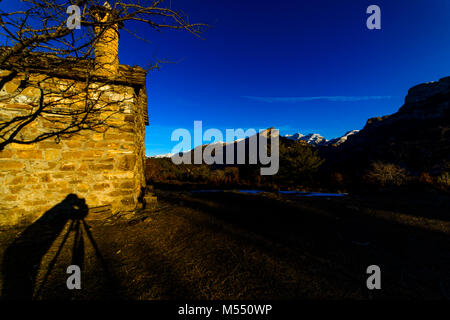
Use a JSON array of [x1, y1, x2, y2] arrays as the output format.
[[278, 191, 347, 197], [189, 190, 348, 197], [151, 153, 175, 158]]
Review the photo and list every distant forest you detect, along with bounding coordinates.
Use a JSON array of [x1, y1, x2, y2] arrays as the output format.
[[146, 139, 450, 193]]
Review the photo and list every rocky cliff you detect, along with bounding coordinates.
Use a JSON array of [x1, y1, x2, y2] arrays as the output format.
[[328, 76, 450, 174]]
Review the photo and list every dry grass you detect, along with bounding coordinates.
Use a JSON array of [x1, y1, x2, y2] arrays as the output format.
[[1, 190, 450, 300]]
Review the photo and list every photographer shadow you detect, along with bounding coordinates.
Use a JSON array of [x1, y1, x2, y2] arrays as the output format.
[[1, 193, 115, 300]]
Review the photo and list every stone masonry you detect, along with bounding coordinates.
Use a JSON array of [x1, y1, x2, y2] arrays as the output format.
[[0, 8, 149, 226]]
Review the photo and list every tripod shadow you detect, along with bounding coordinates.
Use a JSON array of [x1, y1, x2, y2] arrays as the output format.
[[1, 193, 114, 300]]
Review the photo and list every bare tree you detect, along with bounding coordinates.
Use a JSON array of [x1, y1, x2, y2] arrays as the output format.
[[0, 0, 207, 150]]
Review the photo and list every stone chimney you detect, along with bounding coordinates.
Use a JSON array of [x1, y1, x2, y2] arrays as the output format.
[[91, 2, 122, 77]]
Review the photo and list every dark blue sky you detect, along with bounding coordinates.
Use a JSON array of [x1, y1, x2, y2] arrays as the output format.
[[2, 1, 450, 155], [127, 0, 450, 156]]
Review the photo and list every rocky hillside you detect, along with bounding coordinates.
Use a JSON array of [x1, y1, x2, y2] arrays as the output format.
[[329, 76, 450, 174]]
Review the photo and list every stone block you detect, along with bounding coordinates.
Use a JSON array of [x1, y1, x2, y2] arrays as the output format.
[[16, 150, 43, 159], [1, 79, 21, 94], [64, 141, 83, 148], [77, 183, 90, 193], [120, 181, 135, 189], [44, 150, 60, 161], [120, 196, 135, 206], [117, 154, 136, 171], [93, 182, 110, 190], [39, 173, 52, 183], [0, 150, 14, 158], [8, 143, 36, 150], [3, 103, 33, 111], [89, 163, 114, 171], [62, 151, 82, 160], [85, 204, 113, 221], [0, 160, 25, 170], [38, 141, 62, 149], [8, 176, 24, 185], [60, 163, 77, 171]]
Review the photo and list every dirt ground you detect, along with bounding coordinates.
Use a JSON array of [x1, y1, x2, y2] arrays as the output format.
[[1, 189, 450, 300]]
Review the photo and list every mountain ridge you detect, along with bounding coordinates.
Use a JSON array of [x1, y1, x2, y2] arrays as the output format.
[[284, 130, 359, 146], [152, 129, 358, 158]]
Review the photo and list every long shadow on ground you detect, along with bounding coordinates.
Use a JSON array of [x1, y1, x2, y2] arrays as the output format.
[[1, 194, 121, 300], [157, 190, 450, 299]]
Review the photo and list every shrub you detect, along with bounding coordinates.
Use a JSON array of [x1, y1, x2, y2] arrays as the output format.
[[331, 172, 344, 185], [437, 172, 450, 187], [419, 172, 434, 185], [365, 161, 409, 187]]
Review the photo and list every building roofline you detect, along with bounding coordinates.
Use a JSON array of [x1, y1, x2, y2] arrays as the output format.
[[1, 48, 149, 125]]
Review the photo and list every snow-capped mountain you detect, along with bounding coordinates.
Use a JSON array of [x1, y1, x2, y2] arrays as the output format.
[[284, 133, 304, 140], [326, 130, 359, 146], [152, 153, 175, 158], [285, 133, 327, 145], [284, 130, 359, 146], [150, 130, 273, 159], [150, 141, 227, 158], [152, 129, 360, 158]]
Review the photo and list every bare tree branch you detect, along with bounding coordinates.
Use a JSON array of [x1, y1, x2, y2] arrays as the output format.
[[0, 0, 208, 150]]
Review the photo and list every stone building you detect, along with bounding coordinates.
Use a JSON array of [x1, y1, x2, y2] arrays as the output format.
[[0, 8, 150, 226]]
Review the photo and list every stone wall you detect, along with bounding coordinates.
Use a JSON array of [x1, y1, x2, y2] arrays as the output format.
[[0, 69, 147, 226]]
